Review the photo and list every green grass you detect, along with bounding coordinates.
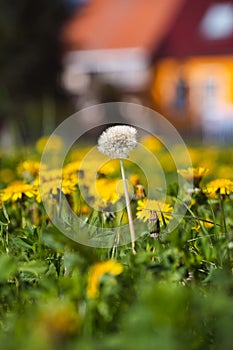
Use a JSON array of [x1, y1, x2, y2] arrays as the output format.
[[0, 139, 232, 350]]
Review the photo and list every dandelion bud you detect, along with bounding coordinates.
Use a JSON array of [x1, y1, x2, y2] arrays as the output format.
[[97, 125, 137, 159], [135, 184, 146, 199]]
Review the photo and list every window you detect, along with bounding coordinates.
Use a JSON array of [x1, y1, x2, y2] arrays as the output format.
[[200, 2, 233, 39]]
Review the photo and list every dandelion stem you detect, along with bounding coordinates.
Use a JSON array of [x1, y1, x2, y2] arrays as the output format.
[[120, 158, 136, 254], [219, 193, 227, 235]]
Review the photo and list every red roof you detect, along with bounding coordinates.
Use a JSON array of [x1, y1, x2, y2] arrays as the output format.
[[62, 0, 233, 58], [62, 0, 185, 52], [158, 0, 233, 57]]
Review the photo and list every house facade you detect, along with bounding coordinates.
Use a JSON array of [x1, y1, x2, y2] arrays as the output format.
[[151, 0, 233, 141], [61, 0, 233, 140]]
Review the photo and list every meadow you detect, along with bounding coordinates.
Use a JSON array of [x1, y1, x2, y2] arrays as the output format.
[[0, 133, 232, 350]]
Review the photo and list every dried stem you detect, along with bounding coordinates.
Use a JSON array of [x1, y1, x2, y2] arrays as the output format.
[[120, 158, 136, 254]]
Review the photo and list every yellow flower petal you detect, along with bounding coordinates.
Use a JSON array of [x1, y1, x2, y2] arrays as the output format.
[[136, 199, 172, 223], [87, 260, 123, 298], [203, 178, 233, 198]]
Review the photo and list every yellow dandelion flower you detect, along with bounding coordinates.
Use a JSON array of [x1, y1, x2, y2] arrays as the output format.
[[62, 177, 78, 195], [192, 221, 201, 232], [17, 160, 42, 180], [87, 260, 123, 298], [199, 160, 214, 173], [35, 170, 78, 202], [204, 219, 214, 229], [97, 178, 120, 203], [80, 204, 91, 215], [1, 181, 36, 202], [140, 135, 163, 153], [69, 147, 91, 162], [135, 184, 146, 199], [136, 198, 173, 223], [203, 178, 233, 198], [41, 169, 78, 186], [178, 167, 209, 187], [98, 160, 120, 176], [63, 161, 81, 178], [192, 219, 214, 232], [92, 178, 121, 204], [36, 135, 63, 154], [129, 174, 140, 186], [37, 300, 80, 338], [39, 169, 61, 182]]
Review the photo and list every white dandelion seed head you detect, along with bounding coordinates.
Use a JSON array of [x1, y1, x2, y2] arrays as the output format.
[[97, 125, 137, 159]]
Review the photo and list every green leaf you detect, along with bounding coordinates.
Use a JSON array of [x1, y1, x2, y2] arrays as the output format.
[[0, 210, 9, 225], [2, 203, 10, 223], [63, 252, 85, 275], [18, 260, 47, 276], [0, 254, 17, 282]]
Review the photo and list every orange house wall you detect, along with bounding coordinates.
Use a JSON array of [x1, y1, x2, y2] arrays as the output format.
[[151, 56, 233, 134]]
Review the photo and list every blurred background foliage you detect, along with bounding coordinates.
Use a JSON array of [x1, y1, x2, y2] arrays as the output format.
[[1, 0, 233, 146], [0, 0, 76, 145]]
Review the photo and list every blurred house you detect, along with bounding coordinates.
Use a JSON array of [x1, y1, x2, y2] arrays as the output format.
[[61, 0, 183, 98], [152, 0, 233, 141], [61, 0, 233, 141]]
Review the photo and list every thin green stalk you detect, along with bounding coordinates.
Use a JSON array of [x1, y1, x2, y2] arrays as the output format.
[[120, 158, 136, 254], [58, 185, 62, 219], [219, 193, 227, 235], [208, 199, 219, 240], [218, 193, 230, 263], [111, 228, 120, 259], [111, 207, 125, 259], [177, 196, 213, 246]]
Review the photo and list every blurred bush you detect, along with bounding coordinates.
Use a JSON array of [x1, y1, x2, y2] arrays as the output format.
[[0, 0, 74, 145]]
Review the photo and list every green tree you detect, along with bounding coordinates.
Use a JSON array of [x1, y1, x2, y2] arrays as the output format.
[[0, 0, 73, 143]]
